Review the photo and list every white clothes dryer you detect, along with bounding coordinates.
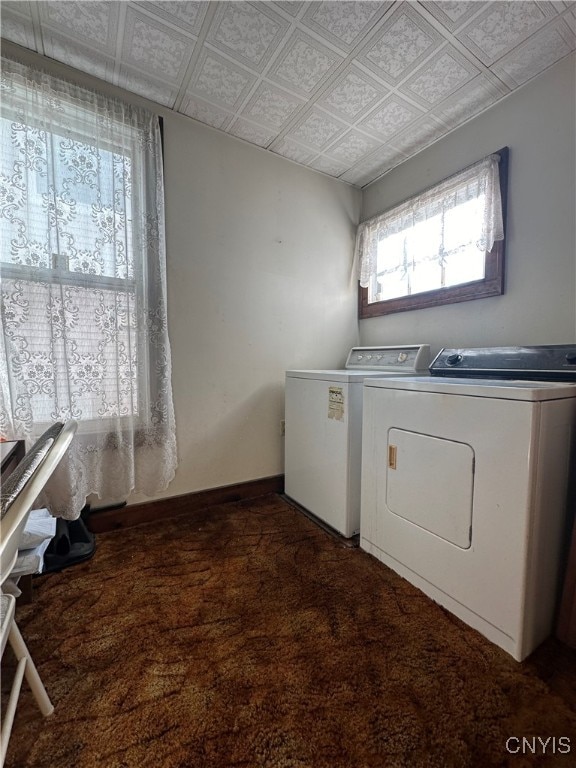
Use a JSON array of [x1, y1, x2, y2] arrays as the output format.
[[360, 345, 576, 661], [285, 345, 430, 538]]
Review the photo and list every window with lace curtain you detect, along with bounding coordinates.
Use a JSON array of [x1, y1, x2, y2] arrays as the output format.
[[355, 148, 508, 318], [0, 57, 177, 520]]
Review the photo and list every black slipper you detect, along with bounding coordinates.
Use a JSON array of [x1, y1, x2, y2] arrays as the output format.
[[42, 517, 96, 574]]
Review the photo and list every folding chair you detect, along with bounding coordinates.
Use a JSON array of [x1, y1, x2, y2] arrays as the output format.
[[0, 421, 77, 767]]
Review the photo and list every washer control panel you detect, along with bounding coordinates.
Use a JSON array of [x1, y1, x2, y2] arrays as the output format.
[[345, 345, 430, 372]]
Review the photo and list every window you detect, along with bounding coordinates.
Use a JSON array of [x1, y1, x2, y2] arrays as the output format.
[[0, 56, 176, 518], [0, 68, 156, 429], [355, 148, 508, 317], [1, 122, 140, 424]]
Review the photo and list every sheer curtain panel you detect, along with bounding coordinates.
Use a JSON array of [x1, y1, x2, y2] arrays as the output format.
[[0, 57, 177, 519]]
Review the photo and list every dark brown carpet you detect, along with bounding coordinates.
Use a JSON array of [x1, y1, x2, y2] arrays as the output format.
[[3, 495, 576, 767]]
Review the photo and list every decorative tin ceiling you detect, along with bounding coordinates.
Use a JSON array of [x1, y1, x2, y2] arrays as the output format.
[[2, 1, 575, 187]]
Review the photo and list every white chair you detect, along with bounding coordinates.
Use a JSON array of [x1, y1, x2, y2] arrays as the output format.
[[0, 420, 77, 768]]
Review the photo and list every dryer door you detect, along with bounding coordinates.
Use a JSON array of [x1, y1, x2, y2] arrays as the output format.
[[385, 428, 474, 549]]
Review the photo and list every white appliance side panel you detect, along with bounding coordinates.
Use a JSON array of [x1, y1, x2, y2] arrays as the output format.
[[520, 397, 576, 658], [285, 376, 359, 537], [361, 387, 536, 640], [361, 539, 520, 659], [386, 429, 474, 549], [361, 394, 378, 548], [344, 383, 364, 536]]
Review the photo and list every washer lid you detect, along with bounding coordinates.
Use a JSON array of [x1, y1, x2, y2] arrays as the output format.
[[286, 369, 405, 383], [363, 375, 576, 401]]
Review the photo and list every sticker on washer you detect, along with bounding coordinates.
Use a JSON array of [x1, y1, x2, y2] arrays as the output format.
[[328, 386, 344, 421]]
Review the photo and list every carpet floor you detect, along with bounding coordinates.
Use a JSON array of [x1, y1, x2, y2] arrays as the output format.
[[3, 494, 576, 768]]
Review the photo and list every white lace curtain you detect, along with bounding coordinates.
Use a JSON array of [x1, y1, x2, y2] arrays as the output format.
[[0, 56, 177, 519], [353, 154, 504, 288]]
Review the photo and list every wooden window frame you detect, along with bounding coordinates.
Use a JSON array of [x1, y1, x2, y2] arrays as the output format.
[[359, 147, 509, 318]]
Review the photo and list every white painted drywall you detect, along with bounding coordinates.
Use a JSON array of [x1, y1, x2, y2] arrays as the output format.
[[360, 54, 576, 357], [146, 114, 360, 500]]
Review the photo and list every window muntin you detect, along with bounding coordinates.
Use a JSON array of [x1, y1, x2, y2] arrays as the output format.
[[356, 149, 508, 317]]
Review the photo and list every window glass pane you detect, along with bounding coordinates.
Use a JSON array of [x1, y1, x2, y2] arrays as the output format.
[[1, 121, 49, 268], [377, 266, 409, 301], [2, 279, 138, 424], [410, 257, 442, 295], [443, 197, 483, 253], [406, 214, 442, 262], [444, 246, 485, 286], [372, 231, 405, 301], [0, 117, 134, 282], [0, 90, 140, 424], [367, 193, 489, 302]]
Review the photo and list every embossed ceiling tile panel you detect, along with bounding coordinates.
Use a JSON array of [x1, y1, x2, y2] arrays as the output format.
[[341, 143, 405, 186], [272, 138, 315, 164], [228, 117, 277, 147], [38, 1, 118, 54], [241, 82, 305, 129], [358, 4, 444, 86], [339, 167, 376, 187], [387, 114, 447, 156], [564, 7, 576, 33], [359, 95, 424, 141], [285, 107, 349, 150], [0, 8, 37, 49], [456, 1, 556, 66], [433, 73, 508, 126], [121, 7, 194, 85], [181, 95, 234, 130], [206, 2, 289, 73], [2, 1, 32, 16], [310, 155, 349, 178], [117, 65, 179, 108], [324, 129, 381, 165], [301, 1, 392, 52], [188, 48, 257, 110], [267, 30, 343, 96], [402, 45, 479, 107], [317, 65, 388, 121], [423, 2, 487, 33], [136, 1, 208, 36], [491, 18, 576, 87], [273, 2, 304, 18], [43, 32, 116, 82]]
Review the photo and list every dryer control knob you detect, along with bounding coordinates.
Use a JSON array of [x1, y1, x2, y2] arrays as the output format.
[[446, 354, 463, 366]]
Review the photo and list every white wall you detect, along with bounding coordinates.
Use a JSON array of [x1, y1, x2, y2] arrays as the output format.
[[360, 54, 576, 357], [152, 116, 360, 500]]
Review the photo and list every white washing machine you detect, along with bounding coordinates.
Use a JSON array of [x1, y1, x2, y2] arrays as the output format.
[[285, 345, 430, 538], [361, 345, 576, 661]]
